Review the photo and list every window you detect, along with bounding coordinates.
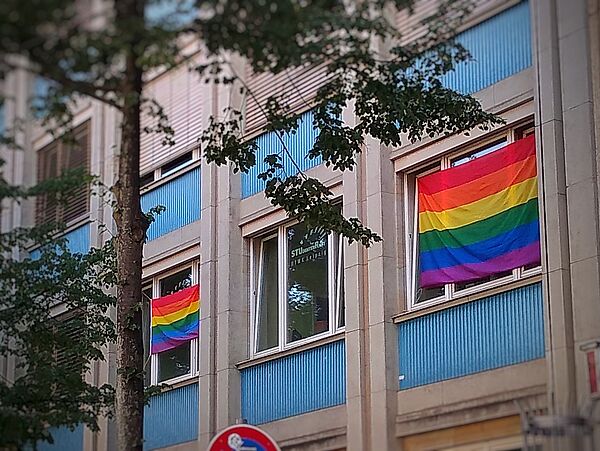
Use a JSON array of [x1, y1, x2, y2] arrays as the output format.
[[405, 124, 541, 309], [0, 99, 5, 136], [251, 221, 345, 356], [36, 121, 90, 225], [140, 150, 198, 189], [143, 264, 199, 385], [145, 0, 196, 27]]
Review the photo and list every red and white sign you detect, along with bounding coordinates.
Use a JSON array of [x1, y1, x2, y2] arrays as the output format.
[[208, 424, 280, 451]]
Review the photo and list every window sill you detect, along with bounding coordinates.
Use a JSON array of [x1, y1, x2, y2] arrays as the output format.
[[236, 331, 345, 370], [151, 372, 199, 393], [393, 274, 542, 324]]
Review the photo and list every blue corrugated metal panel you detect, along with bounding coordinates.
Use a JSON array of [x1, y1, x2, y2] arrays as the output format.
[[64, 223, 90, 254], [398, 282, 544, 390], [440, 1, 531, 94], [141, 167, 201, 241], [241, 339, 346, 424], [29, 223, 90, 259], [144, 382, 198, 450], [241, 110, 321, 198], [37, 424, 84, 451]]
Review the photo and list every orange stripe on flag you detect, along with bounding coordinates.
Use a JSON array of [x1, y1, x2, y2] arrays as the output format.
[[419, 155, 537, 213]]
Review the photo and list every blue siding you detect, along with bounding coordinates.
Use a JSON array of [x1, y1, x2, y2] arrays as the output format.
[[141, 167, 201, 241], [241, 110, 321, 198], [144, 383, 198, 450], [241, 340, 346, 424], [398, 283, 544, 390], [29, 223, 90, 259], [441, 1, 532, 94], [37, 424, 83, 451], [64, 223, 91, 254]]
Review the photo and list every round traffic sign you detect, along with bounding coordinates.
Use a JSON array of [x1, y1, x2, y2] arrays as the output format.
[[207, 424, 280, 451]]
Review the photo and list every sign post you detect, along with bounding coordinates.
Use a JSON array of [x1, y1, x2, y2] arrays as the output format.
[[207, 424, 281, 451]]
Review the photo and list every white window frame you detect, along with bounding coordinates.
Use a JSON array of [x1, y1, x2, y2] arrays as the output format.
[[250, 222, 345, 358], [144, 262, 200, 386], [405, 126, 542, 311], [141, 147, 201, 188]]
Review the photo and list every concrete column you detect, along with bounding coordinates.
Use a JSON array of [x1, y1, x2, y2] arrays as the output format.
[[363, 135, 399, 450], [198, 84, 219, 447], [533, 0, 578, 415], [556, 0, 600, 410], [342, 101, 370, 451], [199, 54, 247, 445], [534, 0, 600, 418], [214, 161, 246, 430]]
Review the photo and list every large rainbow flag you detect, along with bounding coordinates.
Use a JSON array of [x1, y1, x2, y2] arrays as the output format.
[[151, 284, 200, 354], [418, 135, 540, 288]]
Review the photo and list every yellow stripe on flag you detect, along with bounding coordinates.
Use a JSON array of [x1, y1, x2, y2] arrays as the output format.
[[419, 177, 538, 233], [152, 300, 200, 326]]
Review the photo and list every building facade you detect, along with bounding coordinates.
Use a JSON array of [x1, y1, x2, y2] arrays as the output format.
[[1, 0, 600, 450]]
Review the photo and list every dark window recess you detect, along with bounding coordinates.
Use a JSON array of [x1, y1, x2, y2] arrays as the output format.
[[140, 172, 155, 188], [160, 151, 193, 177], [516, 122, 535, 139], [54, 316, 85, 377], [36, 121, 90, 225]]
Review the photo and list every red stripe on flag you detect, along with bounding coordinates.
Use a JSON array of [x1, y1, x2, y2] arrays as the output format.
[[418, 135, 536, 196], [588, 351, 598, 394]]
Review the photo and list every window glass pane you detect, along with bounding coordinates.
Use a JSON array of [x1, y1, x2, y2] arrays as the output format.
[[160, 151, 193, 177], [156, 267, 193, 381], [286, 223, 329, 343], [157, 342, 191, 382], [450, 140, 507, 167], [160, 268, 192, 296], [336, 238, 345, 328], [256, 237, 279, 352], [142, 285, 153, 386], [454, 270, 513, 292]]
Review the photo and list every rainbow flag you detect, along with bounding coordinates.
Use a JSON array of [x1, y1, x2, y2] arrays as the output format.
[[418, 135, 540, 288], [151, 284, 200, 354]]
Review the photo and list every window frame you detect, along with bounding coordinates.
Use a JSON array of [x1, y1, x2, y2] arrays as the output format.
[[36, 120, 91, 226], [140, 148, 200, 190], [144, 262, 200, 386], [404, 125, 542, 311], [250, 221, 345, 359]]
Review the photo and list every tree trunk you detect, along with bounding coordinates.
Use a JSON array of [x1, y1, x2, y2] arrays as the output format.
[[113, 0, 147, 449]]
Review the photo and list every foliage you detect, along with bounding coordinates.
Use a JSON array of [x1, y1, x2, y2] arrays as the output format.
[[0, 167, 116, 448], [195, 0, 502, 245], [0, 0, 504, 446]]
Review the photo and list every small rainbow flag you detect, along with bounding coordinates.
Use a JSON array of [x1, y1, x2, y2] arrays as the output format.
[[418, 135, 541, 288], [151, 284, 200, 354]]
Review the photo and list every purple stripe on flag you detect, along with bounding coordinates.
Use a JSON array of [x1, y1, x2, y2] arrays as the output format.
[[420, 241, 541, 288]]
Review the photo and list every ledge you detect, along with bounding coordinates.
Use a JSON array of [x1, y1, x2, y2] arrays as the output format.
[[239, 163, 342, 237], [396, 372, 546, 438], [150, 375, 199, 396], [236, 332, 345, 370], [391, 69, 534, 168], [258, 404, 347, 449]]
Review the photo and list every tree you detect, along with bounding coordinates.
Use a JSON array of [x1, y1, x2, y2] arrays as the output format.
[[0, 0, 500, 448], [0, 157, 115, 448]]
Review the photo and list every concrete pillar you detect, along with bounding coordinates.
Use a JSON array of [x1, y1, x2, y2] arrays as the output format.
[[214, 162, 246, 431], [198, 91, 219, 448], [363, 134, 399, 450], [533, 0, 600, 421], [533, 0, 578, 415], [342, 101, 370, 451], [199, 54, 247, 446], [555, 0, 600, 403]]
